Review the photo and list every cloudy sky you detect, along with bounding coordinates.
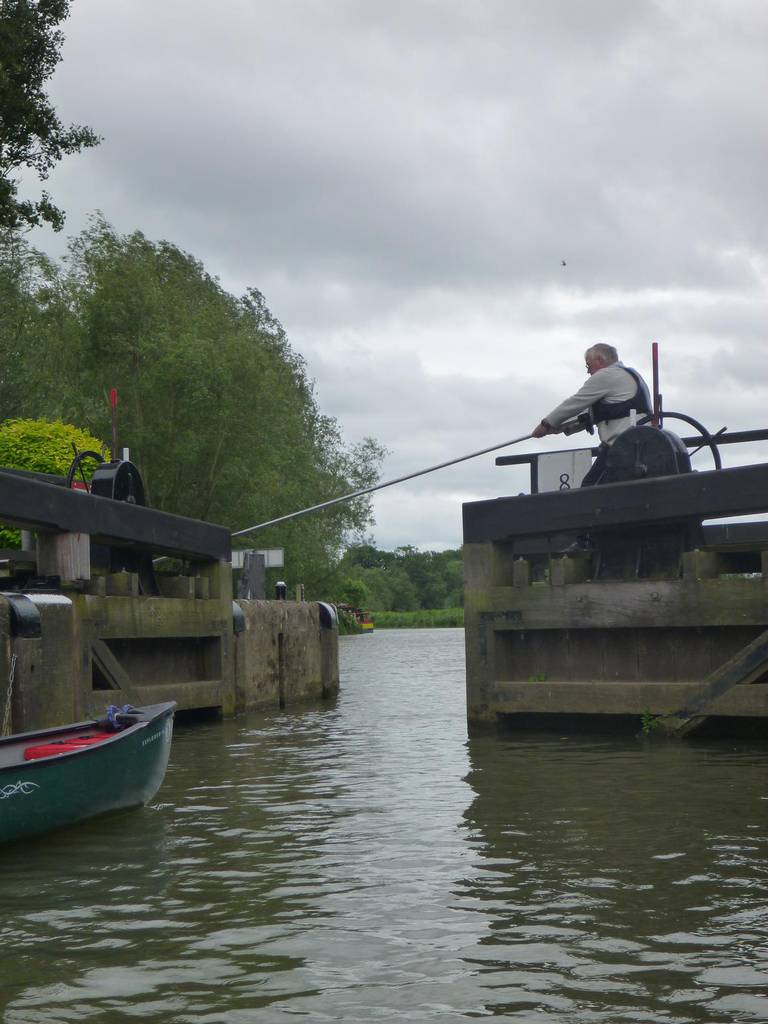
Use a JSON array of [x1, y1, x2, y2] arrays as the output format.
[[29, 0, 768, 549]]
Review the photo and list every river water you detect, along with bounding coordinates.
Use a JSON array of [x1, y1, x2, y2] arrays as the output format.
[[1, 628, 767, 1023]]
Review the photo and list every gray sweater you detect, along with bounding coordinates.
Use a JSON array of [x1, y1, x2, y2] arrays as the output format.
[[543, 362, 641, 445]]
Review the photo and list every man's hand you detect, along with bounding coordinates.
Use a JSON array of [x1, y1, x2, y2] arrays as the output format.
[[532, 420, 553, 438]]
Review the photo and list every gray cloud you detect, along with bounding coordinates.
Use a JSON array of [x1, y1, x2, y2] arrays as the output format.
[[28, 0, 768, 548]]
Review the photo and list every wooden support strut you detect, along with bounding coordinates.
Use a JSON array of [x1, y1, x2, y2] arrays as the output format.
[[664, 627, 768, 736], [91, 638, 132, 691]]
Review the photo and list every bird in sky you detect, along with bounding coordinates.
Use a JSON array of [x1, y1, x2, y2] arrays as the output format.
[[561, 260, 567, 266]]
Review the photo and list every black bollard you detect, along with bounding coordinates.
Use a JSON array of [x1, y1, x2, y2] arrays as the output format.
[[275, 580, 287, 601]]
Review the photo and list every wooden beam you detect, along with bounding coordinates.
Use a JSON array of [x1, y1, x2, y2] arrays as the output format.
[[664, 628, 768, 735], [701, 522, 768, 551], [0, 470, 230, 561], [467, 578, 767, 630], [37, 532, 91, 580], [474, 521, 768, 558], [489, 679, 768, 718], [463, 462, 768, 543]]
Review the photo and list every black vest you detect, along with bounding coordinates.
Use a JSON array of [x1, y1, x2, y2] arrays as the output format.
[[591, 365, 652, 426]]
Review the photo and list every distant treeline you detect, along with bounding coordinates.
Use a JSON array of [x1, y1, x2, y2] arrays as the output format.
[[335, 544, 463, 611], [0, 220, 384, 595], [371, 608, 464, 629]]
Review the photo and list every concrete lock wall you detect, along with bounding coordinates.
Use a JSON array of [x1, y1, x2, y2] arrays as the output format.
[[0, 589, 339, 734], [234, 600, 339, 713], [1, 596, 82, 731]]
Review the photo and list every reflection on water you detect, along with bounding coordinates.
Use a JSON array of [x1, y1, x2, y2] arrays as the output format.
[[0, 628, 766, 1022], [463, 734, 768, 1021]]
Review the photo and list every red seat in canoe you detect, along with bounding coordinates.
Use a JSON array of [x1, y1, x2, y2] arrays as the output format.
[[24, 732, 116, 761]]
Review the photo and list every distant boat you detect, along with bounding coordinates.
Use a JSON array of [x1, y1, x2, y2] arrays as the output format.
[[349, 608, 374, 633], [0, 702, 175, 844], [337, 604, 375, 633]]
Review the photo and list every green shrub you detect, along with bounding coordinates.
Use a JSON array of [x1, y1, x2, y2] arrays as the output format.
[[372, 608, 464, 629], [0, 418, 106, 547]]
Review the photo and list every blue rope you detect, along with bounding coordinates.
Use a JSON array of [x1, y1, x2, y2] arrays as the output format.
[[105, 704, 139, 730]]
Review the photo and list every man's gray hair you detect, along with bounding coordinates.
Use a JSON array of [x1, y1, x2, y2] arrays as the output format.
[[585, 343, 619, 364]]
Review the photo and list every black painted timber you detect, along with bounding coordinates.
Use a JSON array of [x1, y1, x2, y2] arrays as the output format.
[[702, 522, 768, 549], [678, 428, 768, 447], [463, 462, 768, 543], [0, 466, 67, 485], [496, 446, 597, 466], [0, 469, 230, 561], [494, 428, 768, 466]]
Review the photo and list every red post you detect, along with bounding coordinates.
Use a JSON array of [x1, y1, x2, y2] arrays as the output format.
[[110, 388, 118, 461], [651, 343, 660, 428]]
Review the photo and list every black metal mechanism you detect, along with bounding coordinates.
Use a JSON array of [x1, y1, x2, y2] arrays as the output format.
[[596, 425, 698, 577], [603, 425, 692, 482], [65, 449, 104, 490], [589, 416, 724, 577], [650, 412, 722, 470], [86, 460, 158, 595], [91, 460, 147, 505], [491, 403, 742, 579]]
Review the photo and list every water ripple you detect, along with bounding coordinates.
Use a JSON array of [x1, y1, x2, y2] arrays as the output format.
[[1, 629, 767, 1022]]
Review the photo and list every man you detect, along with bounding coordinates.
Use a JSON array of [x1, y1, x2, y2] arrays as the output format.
[[532, 343, 652, 486]]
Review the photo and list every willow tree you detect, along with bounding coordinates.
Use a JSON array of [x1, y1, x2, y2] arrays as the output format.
[[0, 233, 59, 413], [2, 219, 384, 594]]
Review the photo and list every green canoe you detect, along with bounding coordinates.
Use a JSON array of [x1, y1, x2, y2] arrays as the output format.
[[0, 701, 175, 844]]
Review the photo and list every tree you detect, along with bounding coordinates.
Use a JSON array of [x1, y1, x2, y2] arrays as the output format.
[[335, 543, 465, 610], [0, 232, 53, 411], [0, 220, 385, 596], [337, 577, 369, 608], [0, 0, 99, 231]]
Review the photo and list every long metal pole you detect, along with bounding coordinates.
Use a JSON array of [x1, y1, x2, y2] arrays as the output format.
[[232, 432, 534, 538]]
